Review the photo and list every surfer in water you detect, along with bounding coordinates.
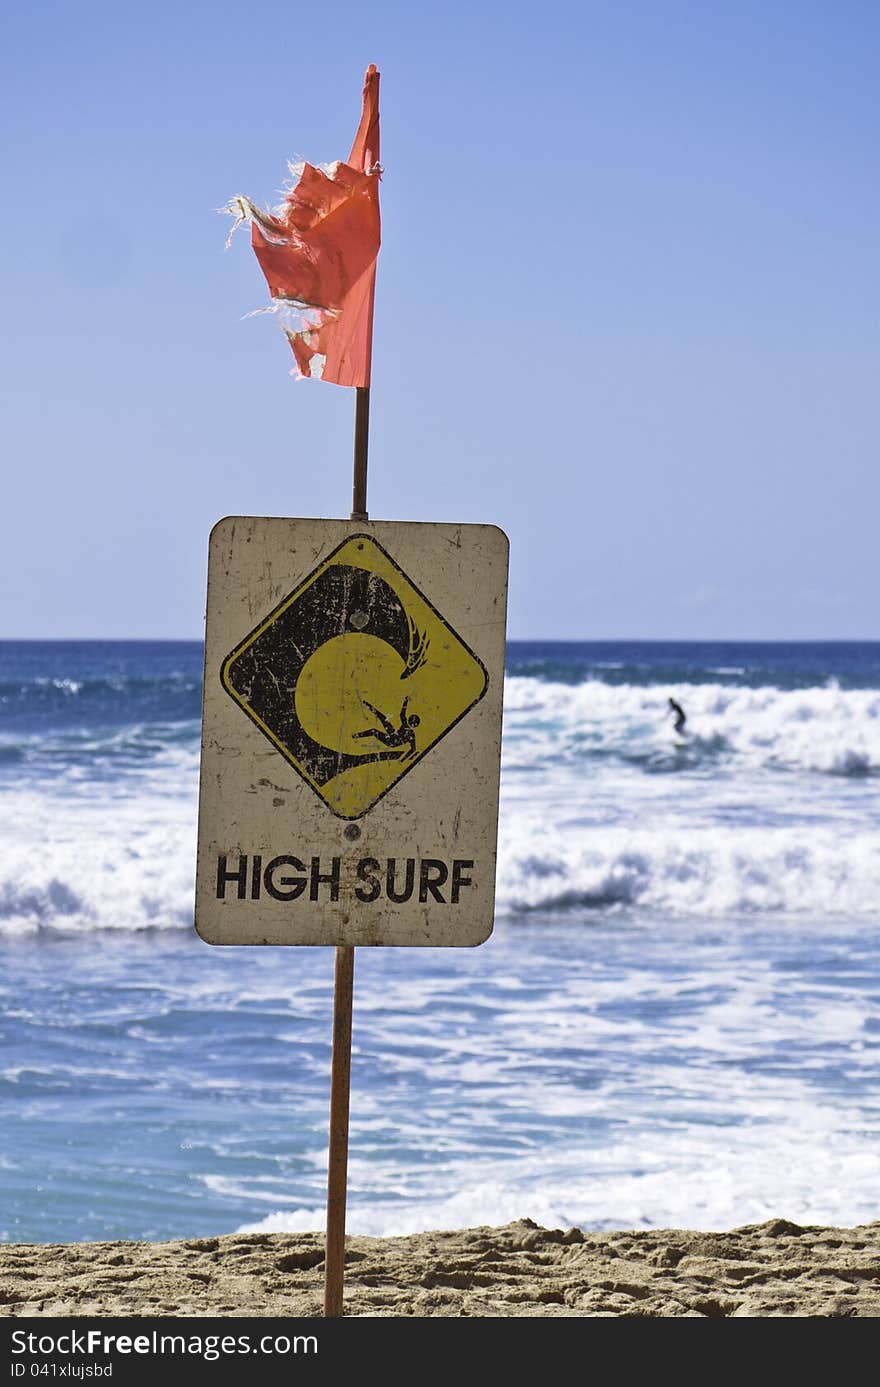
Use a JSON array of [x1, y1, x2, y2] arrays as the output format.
[[668, 697, 687, 737]]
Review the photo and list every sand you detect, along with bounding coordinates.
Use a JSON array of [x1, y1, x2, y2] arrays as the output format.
[[1, 1217, 879, 1317]]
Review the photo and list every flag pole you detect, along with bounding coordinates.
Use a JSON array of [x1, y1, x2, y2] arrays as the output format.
[[351, 387, 370, 520], [324, 380, 371, 1318], [323, 60, 379, 1321]]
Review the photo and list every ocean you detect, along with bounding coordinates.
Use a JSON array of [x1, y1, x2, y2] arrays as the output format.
[[1, 639, 879, 1244]]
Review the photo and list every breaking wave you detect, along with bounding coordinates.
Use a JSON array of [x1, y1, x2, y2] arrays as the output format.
[[503, 677, 880, 778], [2, 650, 878, 933], [496, 824, 880, 918]]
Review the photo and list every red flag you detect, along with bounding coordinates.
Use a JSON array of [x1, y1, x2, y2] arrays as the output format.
[[227, 66, 380, 387]]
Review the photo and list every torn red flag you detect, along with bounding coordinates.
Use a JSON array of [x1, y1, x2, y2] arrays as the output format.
[[226, 65, 380, 387]]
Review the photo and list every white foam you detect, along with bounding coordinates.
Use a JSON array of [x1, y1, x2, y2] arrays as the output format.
[[496, 821, 880, 917], [503, 676, 880, 777], [0, 784, 196, 934], [2, 676, 879, 931], [234, 1125, 880, 1237], [496, 677, 880, 918]]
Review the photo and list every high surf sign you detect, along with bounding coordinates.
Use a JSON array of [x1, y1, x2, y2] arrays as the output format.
[[196, 517, 508, 947]]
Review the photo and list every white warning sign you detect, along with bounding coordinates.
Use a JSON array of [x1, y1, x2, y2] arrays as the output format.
[[195, 517, 509, 947]]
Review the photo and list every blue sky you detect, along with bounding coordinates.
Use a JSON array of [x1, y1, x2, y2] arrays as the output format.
[[2, 1, 877, 639]]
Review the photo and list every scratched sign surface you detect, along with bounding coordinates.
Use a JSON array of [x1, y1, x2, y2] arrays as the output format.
[[195, 518, 509, 946]]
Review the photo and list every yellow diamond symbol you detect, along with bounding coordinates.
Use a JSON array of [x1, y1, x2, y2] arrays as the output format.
[[221, 534, 489, 819]]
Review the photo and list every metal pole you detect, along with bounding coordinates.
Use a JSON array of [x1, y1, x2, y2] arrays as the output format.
[[351, 387, 370, 520], [324, 383, 371, 1317], [324, 943, 355, 1316]]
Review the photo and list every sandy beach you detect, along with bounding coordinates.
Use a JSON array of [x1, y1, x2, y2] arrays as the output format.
[[1, 1218, 878, 1318]]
